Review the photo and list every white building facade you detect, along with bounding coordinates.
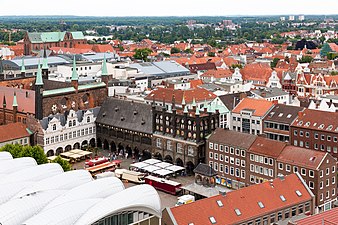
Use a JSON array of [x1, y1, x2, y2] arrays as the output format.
[[40, 108, 99, 156]]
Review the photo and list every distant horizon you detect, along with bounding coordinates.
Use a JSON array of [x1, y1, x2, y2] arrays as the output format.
[[0, 0, 337, 17], [0, 14, 338, 18]]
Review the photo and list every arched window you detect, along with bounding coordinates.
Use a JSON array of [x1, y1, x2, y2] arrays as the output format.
[[53, 124, 56, 131], [87, 116, 90, 123], [73, 120, 76, 126], [68, 121, 72, 127]]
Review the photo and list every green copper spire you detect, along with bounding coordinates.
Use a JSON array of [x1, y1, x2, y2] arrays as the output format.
[[192, 98, 196, 107], [35, 62, 43, 86], [21, 58, 26, 73], [71, 56, 78, 81], [42, 46, 48, 70], [183, 105, 188, 113], [195, 105, 200, 116], [101, 54, 108, 76], [12, 92, 18, 107], [181, 95, 186, 106]]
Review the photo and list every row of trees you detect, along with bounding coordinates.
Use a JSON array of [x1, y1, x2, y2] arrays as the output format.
[[0, 144, 72, 171]]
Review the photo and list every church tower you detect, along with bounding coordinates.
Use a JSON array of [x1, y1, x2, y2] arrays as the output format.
[[42, 45, 49, 79], [35, 63, 44, 120]]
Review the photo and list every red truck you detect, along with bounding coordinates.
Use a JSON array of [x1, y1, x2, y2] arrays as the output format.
[[144, 175, 182, 195]]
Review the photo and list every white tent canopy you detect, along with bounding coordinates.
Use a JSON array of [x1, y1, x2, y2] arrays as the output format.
[[152, 169, 174, 177], [142, 165, 161, 173], [129, 161, 149, 169], [142, 158, 161, 165], [155, 162, 172, 169], [166, 165, 185, 172], [0, 152, 13, 160]]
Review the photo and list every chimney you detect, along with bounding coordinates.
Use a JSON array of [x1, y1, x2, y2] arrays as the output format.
[[219, 190, 226, 197], [298, 111, 303, 118], [278, 174, 285, 181], [239, 92, 247, 100]]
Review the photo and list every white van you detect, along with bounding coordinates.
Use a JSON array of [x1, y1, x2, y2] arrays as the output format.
[[121, 170, 145, 184]]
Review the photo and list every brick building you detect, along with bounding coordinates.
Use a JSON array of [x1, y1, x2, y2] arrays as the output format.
[[152, 98, 219, 174], [162, 173, 315, 225], [263, 104, 304, 142], [290, 109, 338, 159], [207, 129, 256, 189], [277, 146, 337, 212], [207, 128, 337, 212], [23, 31, 86, 55], [0, 54, 108, 126]]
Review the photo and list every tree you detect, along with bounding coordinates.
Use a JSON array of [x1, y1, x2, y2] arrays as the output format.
[[184, 48, 193, 54], [270, 58, 280, 68], [320, 43, 332, 57], [51, 156, 72, 172], [231, 64, 243, 69], [133, 48, 152, 61], [207, 52, 216, 57], [170, 47, 180, 54], [298, 56, 313, 63], [0, 144, 48, 164]]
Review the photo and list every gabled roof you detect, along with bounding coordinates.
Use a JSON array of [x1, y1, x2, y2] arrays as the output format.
[[232, 98, 275, 117], [294, 207, 338, 225], [277, 146, 327, 170], [193, 163, 217, 176], [96, 98, 153, 134], [218, 92, 253, 111], [208, 128, 257, 149], [27, 31, 84, 44], [291, 108, 338, 132], [145, 87, 216, 104], [249, 136, 286, 158], [0, 122, 31, 143], [168, 173, 313, 225], [263, 104, 304, 124]]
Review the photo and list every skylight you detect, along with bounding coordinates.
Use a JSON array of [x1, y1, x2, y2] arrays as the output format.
[[235, 208, 242, 216], [318, 124, 325, 129], [278, 113, 283, 117], [217, 200, 224, 207], [327, 125, 333, 131], [280, 195, 286, 202], [296, 190, 302, 197], [286, 114, 292, 118], [258, 201, 265, 208], [209, 216, 216, 224]]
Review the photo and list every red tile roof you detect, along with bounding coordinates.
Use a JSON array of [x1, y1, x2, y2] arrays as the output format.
[[169, 173, 313, 225], [295, 207, 338, 225], [92, 44, 114, 53], [0, 87, 35, 114], [232, 98, 275, 117], [190, 79, 204, 88], [145, 87, 216, 104], [277, 145, 327, 170], [240, 63, 273, 83], [292, 109, 338, 132], [0, 122, 30, 143], [249, 136, 286, 158], [201, 69, 233, 79]]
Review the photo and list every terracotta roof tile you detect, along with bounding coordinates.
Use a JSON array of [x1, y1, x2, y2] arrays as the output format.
[[292, 109, 338, 131], [0, 87, 35, 114], [0, 122, 30, 143], [169, 173, 313, 225], [232, 98, 275, 117], [249, 136, 286, 158], [277, 145, 327, 170], [295, 207, 338, 225]]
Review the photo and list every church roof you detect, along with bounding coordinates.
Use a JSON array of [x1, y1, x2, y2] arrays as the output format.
[[27, 32, 85, 44]]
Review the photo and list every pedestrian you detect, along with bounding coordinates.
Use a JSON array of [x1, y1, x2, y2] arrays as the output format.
[[125, 152, 128, 159]]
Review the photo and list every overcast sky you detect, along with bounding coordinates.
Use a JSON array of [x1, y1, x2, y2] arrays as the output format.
[[0, 0, 337, 16]]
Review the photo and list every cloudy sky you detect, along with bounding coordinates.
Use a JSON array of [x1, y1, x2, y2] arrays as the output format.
[[0, 0, 337, 16]]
